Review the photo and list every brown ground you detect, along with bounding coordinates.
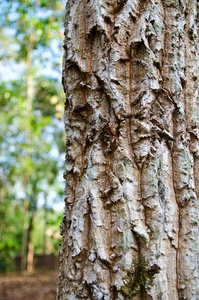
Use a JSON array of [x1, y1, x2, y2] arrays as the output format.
[[0, 271, 59, 300]]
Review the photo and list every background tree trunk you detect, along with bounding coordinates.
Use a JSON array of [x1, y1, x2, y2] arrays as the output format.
[[57, 0, 199, 299]]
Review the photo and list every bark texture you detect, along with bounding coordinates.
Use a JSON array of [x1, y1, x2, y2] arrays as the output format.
[[57, 0, 199, 299]]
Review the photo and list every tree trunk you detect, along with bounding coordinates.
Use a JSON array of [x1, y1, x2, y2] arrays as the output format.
[[21, 31, 35, 273], [57, 0, 199, 299], [27, 212, 34, 273]]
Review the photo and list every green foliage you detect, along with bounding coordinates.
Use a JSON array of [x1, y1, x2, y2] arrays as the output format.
[[120, 256, 159, 299], [32, 209, 63, 255], [0, 0, 64, 63], [0, 201, 23, 272], [0, 0, 65, 272]]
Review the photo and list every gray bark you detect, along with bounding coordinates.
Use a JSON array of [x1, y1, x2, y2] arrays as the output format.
[[57, 0, 199, 299]]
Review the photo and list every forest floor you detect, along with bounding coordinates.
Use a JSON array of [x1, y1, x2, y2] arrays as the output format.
[[0, 270, 59, 300]]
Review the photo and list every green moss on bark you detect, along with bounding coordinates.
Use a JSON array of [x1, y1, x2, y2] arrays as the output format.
[[120, 256, 160, 299]]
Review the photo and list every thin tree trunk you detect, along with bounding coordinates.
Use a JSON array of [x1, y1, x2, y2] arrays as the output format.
[[21, 31, 35, 273], [58, 1, 199, 299], [21, 198, 29, 272], [27, 212, 34, 273], [43, 193, 47, 255]]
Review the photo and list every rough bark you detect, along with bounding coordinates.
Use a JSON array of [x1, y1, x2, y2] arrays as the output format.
[[57, 0, 199, 299]]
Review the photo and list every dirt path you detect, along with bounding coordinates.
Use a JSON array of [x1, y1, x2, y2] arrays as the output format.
[[0, 271, 59, 300]]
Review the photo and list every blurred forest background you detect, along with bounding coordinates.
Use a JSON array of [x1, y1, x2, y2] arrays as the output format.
[[0, 0, 66, 274]]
